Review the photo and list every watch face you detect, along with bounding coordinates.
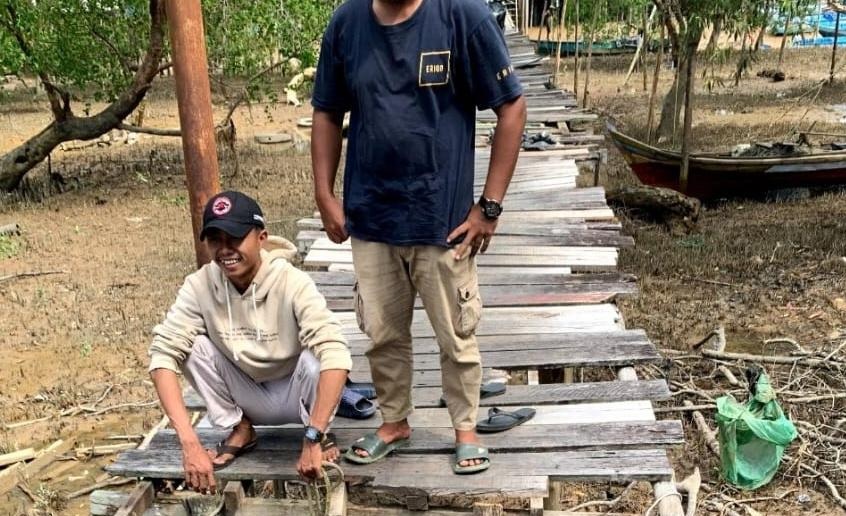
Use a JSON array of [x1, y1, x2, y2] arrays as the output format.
[[483, 201, 502, 218], [304, 426, 322, 442]]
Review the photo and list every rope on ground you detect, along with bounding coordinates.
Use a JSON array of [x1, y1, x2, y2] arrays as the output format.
[[305, 461, 345, 516]]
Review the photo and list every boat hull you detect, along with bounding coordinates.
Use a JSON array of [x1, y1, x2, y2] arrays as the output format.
[[607, 125, 846, 199]]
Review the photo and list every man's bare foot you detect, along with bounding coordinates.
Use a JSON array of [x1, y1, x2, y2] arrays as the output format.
[[208, 418, 256, 466], [456, 429, 484, 467], [323, 443, 341, 463], [354, 420, 412, 458]]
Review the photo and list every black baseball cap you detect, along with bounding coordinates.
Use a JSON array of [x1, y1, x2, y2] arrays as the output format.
[[200, 191, 266, 240]]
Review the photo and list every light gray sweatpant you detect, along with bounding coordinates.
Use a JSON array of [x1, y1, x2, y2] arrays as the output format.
[[182, 336, 320, 429]]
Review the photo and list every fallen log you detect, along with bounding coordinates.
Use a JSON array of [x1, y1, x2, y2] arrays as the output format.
[[0, 448, 35, 468], [606, 185, 701, 222], [0, 223, 20, 236]]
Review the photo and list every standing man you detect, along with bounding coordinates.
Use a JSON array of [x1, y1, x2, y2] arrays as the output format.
[[311, 0, 526, 474], [149, 191, 352, 492]]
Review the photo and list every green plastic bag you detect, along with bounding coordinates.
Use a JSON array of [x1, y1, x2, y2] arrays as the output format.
[[715, 371, 797, 490]]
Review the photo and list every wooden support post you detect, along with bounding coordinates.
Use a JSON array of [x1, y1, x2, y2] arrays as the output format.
[[328, 480, 348, 516], [114, 481, 154, 516], [473, 502, 504, 515], [529, 497, 545, 516], [616, 367, 684, 516], [165, 0, 221, 267], [223, 481, 245, 516]]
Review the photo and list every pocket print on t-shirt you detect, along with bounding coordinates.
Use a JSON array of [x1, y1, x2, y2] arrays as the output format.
[[418, 50, 451, 87]]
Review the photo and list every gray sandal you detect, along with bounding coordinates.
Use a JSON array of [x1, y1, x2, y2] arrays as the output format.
[[452, 443, 490, 474], [343, 432, 409, 465]]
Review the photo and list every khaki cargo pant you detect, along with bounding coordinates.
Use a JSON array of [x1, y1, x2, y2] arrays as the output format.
[[351, 237, 483, 431]]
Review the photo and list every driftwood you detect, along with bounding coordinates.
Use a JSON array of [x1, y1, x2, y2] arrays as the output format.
[[0, 270, 67, 284], [674, 467, 701, 516], [684, 401, 720, 457], [0, 439, 75, 497], [0, 448, 35, 467], [0, 223, 20, 236], [606, 185, 701, 230]]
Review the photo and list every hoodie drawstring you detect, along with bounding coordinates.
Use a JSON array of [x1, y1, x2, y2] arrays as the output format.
[[252, 283, 262, 343], [224, 280, 239, 361]]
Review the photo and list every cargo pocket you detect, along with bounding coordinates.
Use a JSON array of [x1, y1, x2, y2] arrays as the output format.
[[353, 282, 368, 334], [455, 281, 482, 339]]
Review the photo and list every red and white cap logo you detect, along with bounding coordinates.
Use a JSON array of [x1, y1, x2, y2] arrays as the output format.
[[212, 196, 232, 216]]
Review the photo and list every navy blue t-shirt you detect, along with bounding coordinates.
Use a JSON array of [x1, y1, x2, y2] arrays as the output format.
[[312, 0, 522, 246]]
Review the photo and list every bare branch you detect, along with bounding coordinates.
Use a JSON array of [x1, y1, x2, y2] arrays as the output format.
[[117, 123, 180, 137], [89, 26, 134, 77]]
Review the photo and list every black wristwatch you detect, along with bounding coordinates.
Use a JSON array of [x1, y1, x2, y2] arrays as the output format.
[[304, 425, 325, 444], [478, 195, 503, 220]]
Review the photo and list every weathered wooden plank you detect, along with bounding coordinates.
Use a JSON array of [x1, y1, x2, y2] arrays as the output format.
[[308, 271, 634, 287], [149, 421, 683, 455], [308, 238, 620, 257], [324, 262, 573, 275], [300, 230, 633, 249], [318, 279, 636, 303], [327, 291, 616, 310], [305, 248, 617, 271], [107, 448, 672, 483], [114, 481, 154, 516], [336, 305, 624, 337], [184, 378, 668, 412], [346, 343, 659, 375], [410, 380, 670, 408]]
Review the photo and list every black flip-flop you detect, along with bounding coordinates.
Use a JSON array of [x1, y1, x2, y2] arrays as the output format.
[[345, 379, 377, 400], [212, 438, 257, 470], [337, 387, 378, 419], [476, 407, 536, 434], [440, 381, 506, 407]]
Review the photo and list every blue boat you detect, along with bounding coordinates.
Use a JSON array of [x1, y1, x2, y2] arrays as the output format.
[[818, 10, 846, 37], [792, 35, 846, 47]]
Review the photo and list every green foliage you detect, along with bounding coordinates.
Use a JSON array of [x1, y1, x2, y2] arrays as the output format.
[[0, 0, 333, 109], [0, 234, 21, 259], [203, 0, 331, 74], [0, 0, 153, 101]]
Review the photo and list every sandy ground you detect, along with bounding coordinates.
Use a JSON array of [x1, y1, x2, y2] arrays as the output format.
[[1, 42, 846, 514]]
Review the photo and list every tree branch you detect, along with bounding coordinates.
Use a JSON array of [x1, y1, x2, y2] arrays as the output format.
[[218, 59, 286, 128], [89, 26, 134, 77], [116, 123, 180, 137], [0, 0, 167, 191]]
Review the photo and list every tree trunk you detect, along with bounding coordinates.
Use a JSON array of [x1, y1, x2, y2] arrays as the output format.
[[554, 0, 569, 86], [647, 21, 665, 144], [0, 0, 165, 191], [778, 9, 791, 69], [582, 6, 598, 108], [753, 0, 771, 53], [679, 37, 697, 193], [656, 27, 701, 144], [573, 0, 579, 98], [705, 16, 722, 54]]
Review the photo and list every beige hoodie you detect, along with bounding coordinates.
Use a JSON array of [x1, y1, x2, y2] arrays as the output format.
[[149, 249, 352, 382]]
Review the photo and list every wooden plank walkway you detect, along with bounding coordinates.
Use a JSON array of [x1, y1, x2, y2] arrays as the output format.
[[104, 29, 680, 515]]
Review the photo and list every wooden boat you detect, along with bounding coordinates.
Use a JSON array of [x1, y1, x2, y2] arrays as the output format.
[[535, 38, 638, 57], [607, 123, 846, 199]]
